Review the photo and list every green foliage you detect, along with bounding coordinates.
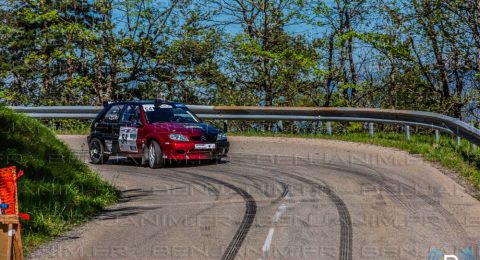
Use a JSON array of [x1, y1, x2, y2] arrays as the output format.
[[0, 108, 118, 253], [0, 0, 478, 118], [346, 122, 364, 132]]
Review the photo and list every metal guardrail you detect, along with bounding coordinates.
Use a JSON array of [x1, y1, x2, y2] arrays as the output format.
[[9, 105, 480, 146]]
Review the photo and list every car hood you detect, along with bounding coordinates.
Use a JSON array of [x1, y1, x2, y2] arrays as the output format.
[[151, 122, 221, 135]]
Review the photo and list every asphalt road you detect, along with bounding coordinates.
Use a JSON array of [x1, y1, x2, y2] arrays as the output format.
[[30, 136, 480, 260]]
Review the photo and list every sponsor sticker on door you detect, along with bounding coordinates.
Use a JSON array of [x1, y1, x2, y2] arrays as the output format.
[[119, 127, 138, 152]]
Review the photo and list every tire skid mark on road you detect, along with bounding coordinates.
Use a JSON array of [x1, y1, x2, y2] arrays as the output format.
[[129, 202, 220, 252], [111, 163, 290, 207], [284, 173, 353, 260], [230, 160, 353, 260], [100, 157, 289, 204], [192, 164, 291, 206], [225, 168, 290, 203], [233, 153, 468, 239], [93, 153, 464, 259], [109, 165, 224, 200], [95, 163, 223, 198], [362, 169, 468, 237], [271, 181, 290, 204], [222, 170, 288, 201], [319, 160, 468, 238], [155, 173, 221, 200], [173, 170, 257, 260], [116, 172, 226, 250], [122, 167, 256, 256], [235, 152, 470, 253]]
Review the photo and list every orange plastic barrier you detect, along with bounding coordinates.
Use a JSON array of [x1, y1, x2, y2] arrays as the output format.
[[0, 167, 19, 215], [0, 166, 25, 260]]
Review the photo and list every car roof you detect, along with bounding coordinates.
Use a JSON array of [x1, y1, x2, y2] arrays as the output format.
[[104, 100, 186, 108]]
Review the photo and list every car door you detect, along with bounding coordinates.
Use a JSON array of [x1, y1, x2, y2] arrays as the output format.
[[118, 104, 144, 155], [98, 104, 124, 154]]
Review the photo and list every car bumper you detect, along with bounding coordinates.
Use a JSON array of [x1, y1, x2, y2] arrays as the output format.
[[162, 140, 229, 160]]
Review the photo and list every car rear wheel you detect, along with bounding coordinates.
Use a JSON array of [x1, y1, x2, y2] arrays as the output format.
[[89, 137, 109, 164], [148, 140, 164, 169]]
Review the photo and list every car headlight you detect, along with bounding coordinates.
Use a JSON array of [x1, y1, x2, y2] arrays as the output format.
[[217, 133, 227, 141], [169, 133, 189, 142]]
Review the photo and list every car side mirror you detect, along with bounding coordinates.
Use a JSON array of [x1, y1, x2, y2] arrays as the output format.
[[136, 121, 143, 127]]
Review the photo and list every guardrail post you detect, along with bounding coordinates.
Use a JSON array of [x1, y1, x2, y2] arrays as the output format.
[[434, 129, 440, 143], [326, 121, 332, 135], [456, 136, 461, 147], [277, 121, 283, 132], [368, 122, 374, 138], [223, 121, 228, 133], [405, 125, 411, 141], [318, 121, 323, 134]]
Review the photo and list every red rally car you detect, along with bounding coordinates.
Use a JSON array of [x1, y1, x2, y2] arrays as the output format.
[[87, 100, 229, 168]]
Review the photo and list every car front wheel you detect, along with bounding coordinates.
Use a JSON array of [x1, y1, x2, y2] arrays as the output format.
[[148, 140, 164, 169]]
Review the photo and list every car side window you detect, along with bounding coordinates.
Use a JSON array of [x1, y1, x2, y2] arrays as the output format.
[[102, 105, 124, 123], [121, 105, 141, 125]]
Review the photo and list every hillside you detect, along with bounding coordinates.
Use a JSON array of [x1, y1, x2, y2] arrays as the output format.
[[0, 107, 118, 253]]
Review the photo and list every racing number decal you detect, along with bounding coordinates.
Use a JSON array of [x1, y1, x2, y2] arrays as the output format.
[[142, 104, 154, 112], [119, 127, 138, 152], [142, 104, 172, 111]]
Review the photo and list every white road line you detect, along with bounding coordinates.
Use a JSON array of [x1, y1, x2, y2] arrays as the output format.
[[262, 228, 275, 252], [261, 200, 288, 258], [272, 204, 287, 223]]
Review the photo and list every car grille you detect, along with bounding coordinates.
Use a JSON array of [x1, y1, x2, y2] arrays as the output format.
[[190, 134, 216, 142]]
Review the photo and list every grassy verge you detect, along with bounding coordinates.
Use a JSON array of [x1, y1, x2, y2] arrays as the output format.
[[0, 107, 119, 254], [229, 131, 480, 190]]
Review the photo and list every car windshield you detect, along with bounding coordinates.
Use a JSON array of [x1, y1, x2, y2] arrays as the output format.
[[143, 104, 200, 123]]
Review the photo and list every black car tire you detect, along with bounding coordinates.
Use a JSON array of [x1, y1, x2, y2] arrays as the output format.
[[89, 137, 109, 164], [148, 140, 164, 169], [141, 146, 149, 166]]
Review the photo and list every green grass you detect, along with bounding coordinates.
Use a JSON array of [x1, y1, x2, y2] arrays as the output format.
[[44, 119, 91, 135], [229, 130, 480, 191], [0, 107, 119, 254], [53, 125, 90, 135]]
